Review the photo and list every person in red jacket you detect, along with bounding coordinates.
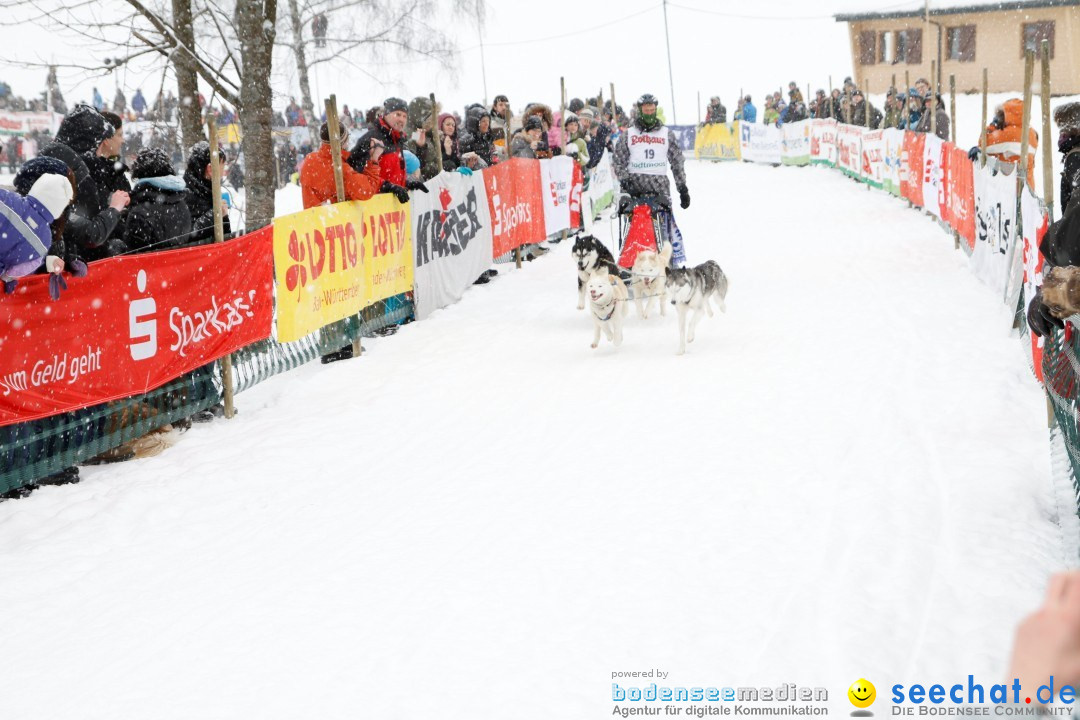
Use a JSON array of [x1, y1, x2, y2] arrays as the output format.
[[299, 122, 383, 209], [369, 96, 428, 202]]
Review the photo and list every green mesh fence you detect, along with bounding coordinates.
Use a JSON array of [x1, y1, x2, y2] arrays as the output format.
[[1042, 320, 1080, 507], [1, 293, 413, 495]]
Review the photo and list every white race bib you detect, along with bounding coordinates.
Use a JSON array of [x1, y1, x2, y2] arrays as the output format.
[[627, 126, 669, 176]]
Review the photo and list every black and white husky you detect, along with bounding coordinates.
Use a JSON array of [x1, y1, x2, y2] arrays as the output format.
[[573, 235, 619, 310], [666, 261, 728, 355]]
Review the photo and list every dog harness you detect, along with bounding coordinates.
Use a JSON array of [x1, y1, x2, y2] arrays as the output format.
[[593, 298, 618, 322]]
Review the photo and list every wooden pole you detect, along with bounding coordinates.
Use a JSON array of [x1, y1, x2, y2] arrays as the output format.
[[904, 70, 911, 129], [1041, 40, 1055, 221], [864, 78, 872, 129], [980, 67, 988, 167], [1004, 48, 1036, 305], [949, 74, 956, 144], [1019, 49, 1035, 194], [610, 82, 618, 128], [828, 76, 834, 119], [429, 92, 443, 175], [207, 115, 234, 420], [325, 95, 345, 202], [560, 76, 568, 153], [325, 95, 362, 357], [930, 60, 937, 137]]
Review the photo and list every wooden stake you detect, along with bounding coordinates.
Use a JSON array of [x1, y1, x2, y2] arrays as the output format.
[[1005, 49, 1036, 305], [828, 76, 834, 119], [560, 76, 568, 153], [325, 95, 345, 203], [1019, 49, 1035, 194], [610, 82, 618, 127], [207, 115, 234, 420], [1041, 40, 1055, 221], [325, 95, 362, 357], [949, 74, 956, 144], [864, 79, 871, 129], [930, 60, 937, 137], [904, 70, 911, 129], [429, 92, 444, 175], [980, 67, 988, 167]]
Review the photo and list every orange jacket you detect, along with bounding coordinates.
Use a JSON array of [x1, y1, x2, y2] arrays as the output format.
[[986, 99, 1039, 186], [299, 143, 382, 209]]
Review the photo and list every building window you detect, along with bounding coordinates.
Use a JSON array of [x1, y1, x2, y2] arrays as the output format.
[[947, 25, 976, 62], [903, 27, 922, 64], [879, 31, 893, 63], [859, 30, 876, 65], [1023, 21, 1055, 58]]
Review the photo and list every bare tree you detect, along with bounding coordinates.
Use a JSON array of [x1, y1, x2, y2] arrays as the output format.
[[279, 0, 485, 129]]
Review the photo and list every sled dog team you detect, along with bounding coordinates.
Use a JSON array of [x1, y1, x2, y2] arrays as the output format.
[[572, 235, 728, 355]]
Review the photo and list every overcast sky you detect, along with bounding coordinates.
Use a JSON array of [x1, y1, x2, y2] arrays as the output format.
[[0, 0, 929, 123]]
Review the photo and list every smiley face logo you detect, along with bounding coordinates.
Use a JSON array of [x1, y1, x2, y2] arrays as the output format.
[[848, 679, 876, 709]]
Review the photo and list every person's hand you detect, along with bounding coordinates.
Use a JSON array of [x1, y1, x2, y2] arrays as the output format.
[[1028, 288, 1065, 338], [443, 137, 453, 155], [380, 181, 409, 204], [44, 255, 64, 274], [406, 179, 428, 193], [529, 140, 539, 150], [415, 129, 426, 147], [109, 190, 130, 211], [678, 185, 691, 210], [1008, 572, 1080, 701], [370, 140, 384, 163]]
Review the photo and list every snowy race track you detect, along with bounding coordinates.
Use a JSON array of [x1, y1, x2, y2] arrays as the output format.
[[1, 161, 1077, 719]]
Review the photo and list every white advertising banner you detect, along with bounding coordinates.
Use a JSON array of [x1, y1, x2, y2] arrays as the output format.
[[539, 155, 574, 237], [411, 171, 494, 320], [970, 162, 1020, 303], [739, 122, 782, 165]]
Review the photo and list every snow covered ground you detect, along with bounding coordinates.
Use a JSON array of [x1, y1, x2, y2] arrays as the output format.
[[1, 161, 1077, 719]]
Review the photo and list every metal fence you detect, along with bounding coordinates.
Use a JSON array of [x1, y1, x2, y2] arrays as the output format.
[[0, 293, 412, 495]]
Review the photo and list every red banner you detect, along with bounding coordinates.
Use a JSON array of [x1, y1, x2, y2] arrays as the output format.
[[570, 162, 584, 229], [0, 228, 275, 425], [949, 146, 976, 248], [902, 131, 926, 207], [483, 158, 546, 257]]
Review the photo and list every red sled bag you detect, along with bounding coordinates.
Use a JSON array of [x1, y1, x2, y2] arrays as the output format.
[[618, 204, 659, 268]]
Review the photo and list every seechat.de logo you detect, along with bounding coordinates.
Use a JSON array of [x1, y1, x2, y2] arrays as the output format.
[[849, 678, 876, 716]]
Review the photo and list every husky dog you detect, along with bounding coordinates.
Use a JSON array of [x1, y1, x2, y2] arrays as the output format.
[[585, 268, 629, 349], [573, 234, 619, 310], [666, 261, 728, 355], [630, 243, 673, 320]]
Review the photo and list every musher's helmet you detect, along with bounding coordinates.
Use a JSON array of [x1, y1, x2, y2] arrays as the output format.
[[636, 93, 660, 128]]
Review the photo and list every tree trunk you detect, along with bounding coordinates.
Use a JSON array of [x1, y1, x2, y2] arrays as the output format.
[[286, 0, 319, 138], [171, 0, 204, 151], [236, 0, 278, 230]]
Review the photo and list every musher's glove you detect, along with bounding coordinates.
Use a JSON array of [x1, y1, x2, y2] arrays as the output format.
[[380, 181, 410, 204], [1028, 288, 1065, 338], [678, 185, 691, 210]]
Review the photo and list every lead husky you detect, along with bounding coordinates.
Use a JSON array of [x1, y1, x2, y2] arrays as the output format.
[[573, 235, 619, 310], [630, 243, 673, 320], [666, 261, 728, 355], [585, 267, 629, 349]]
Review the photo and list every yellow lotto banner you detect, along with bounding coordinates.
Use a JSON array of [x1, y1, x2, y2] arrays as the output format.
[[695, 122, 741, 161], [360, 193, 414, 304], [273, 201, 367, 343]]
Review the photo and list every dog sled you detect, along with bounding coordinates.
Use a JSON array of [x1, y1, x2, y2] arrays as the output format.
[[616, 193, 685, 270]]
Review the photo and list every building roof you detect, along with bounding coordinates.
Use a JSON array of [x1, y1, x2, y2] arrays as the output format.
[[835, 0, 1079, 22]]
